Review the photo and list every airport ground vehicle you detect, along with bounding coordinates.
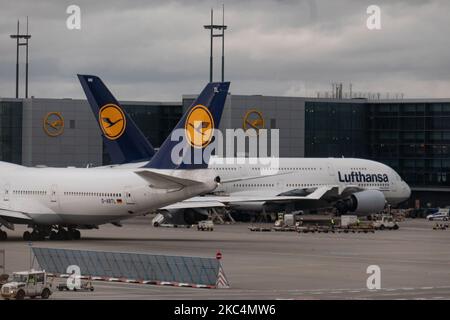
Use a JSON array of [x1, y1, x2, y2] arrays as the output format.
[[372, 215, 399, 230], [433, 223, 449, 230], [427, 208, 450, 221], [408, 208, 438, 219], [274, 213, 303, 228], [340, 215, 358, 227], [197, 220, 214, 231], [337, 214, 376, 232], [1, 270, 52, 300]]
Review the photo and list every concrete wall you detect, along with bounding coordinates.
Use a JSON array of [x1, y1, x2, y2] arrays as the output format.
[[226, 95, 305, 157], [183, 94, 306, 157], [22, 98, 102, 167]]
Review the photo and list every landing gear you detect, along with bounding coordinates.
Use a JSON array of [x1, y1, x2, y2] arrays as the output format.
[[23, 226, 81, 241], [23, 231, 31, 241], [0, 230, 7, 241], [54, 228, 81, 240], [23, 230, 44, 241], [57, 228, 68, 240], [31, 230, 45, 241], [23, 227, 48, 241], [49, 231, 57, 240], [70, 229, 81, 240]]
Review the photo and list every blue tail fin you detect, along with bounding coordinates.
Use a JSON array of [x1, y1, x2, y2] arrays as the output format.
[[146, 82, 230, 169], [77, 74, 156, 164]]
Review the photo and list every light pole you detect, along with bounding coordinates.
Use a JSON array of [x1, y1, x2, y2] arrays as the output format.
[[10, 18, 32, 98], [204, 6, 227, 83]]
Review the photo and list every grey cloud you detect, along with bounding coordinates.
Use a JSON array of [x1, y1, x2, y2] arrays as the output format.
[[0, 0, 450, 100]]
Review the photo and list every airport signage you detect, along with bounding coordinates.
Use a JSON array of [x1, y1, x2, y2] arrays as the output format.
[[243, 109, 265, 135], [43, 112, 64, 137]]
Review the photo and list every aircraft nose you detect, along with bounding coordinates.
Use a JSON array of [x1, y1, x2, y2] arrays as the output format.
[[404, 182, 411, 199]]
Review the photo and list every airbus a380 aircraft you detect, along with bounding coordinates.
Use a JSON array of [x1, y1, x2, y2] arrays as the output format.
[[150, 157, 410, 225], [80, 76, 411, 226], [0, 78, 230, 241]]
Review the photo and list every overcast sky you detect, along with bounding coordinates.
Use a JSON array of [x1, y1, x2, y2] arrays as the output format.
[[0, 0, 449, 100]]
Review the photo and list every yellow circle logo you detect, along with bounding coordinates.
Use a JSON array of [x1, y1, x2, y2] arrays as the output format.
[[43, 112, 64, 137], [185, 105, 214, 148], [243, 109, 265, 135], [99, 104, 126, 140]]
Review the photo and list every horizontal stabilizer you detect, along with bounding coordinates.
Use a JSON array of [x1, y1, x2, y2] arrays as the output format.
[[161, 200, 225, 210], [134, 170, 202, 189]]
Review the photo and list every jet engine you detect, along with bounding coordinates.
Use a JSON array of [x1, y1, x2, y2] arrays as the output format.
[[335, 190, 386, 215], [153, 208, 208, 226]]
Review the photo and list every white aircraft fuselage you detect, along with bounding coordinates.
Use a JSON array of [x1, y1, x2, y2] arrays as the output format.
[[210, 157, 411, 206], [0, 161, 217, 226]]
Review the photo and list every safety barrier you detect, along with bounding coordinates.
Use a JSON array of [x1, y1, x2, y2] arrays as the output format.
[[32, 247, 229, 289]]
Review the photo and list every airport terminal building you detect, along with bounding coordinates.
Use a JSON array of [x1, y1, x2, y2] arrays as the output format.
[[0, 94, 449, 207]]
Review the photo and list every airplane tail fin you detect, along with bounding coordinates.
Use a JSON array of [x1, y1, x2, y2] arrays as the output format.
[[77, 74, 156, 164], [145, 82, 230, 169]]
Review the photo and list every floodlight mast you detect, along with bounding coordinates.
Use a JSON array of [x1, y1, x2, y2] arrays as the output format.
[[10, 18, 32, 98], [204, 6, 227, 83]]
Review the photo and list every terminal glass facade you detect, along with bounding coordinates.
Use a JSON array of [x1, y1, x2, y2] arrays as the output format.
[[0, 101, 22, 164], [368, 102, 450, 188], [305, 99, 450, 193], [305, 101, 368, 158]]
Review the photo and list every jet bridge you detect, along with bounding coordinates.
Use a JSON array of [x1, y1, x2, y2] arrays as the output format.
[[31, 247, 229, 289]]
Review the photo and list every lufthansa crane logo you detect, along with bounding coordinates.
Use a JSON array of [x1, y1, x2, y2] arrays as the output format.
[[185, 104, 214, 148], [43, 112, 64, 137], [243, 109, 265, 135], [99, 104, 126, 140]]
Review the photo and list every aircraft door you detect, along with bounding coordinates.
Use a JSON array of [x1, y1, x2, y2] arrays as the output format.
[[390, 174, 397, 192], [3, 183, 10, 202], [326, 162, 336, 176], [123, 186, 136, 205], [50, 184, 58, 203]]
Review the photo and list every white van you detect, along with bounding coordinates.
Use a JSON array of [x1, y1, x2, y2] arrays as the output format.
[[427, 208, 450, 221]]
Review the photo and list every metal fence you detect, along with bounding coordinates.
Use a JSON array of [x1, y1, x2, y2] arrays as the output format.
[[32, 247, 224, 286]]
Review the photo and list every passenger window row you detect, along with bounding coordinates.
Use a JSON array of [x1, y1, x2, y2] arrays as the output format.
[[13, 190, 47, 195], [232, 183, 275, 188], [63, 192, 122, 197], [286, 183, 323, 187]]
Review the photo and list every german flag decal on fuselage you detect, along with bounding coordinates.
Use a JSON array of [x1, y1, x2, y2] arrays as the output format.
[[185, 104, 215, 148], [99, 104, 126, 140]]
